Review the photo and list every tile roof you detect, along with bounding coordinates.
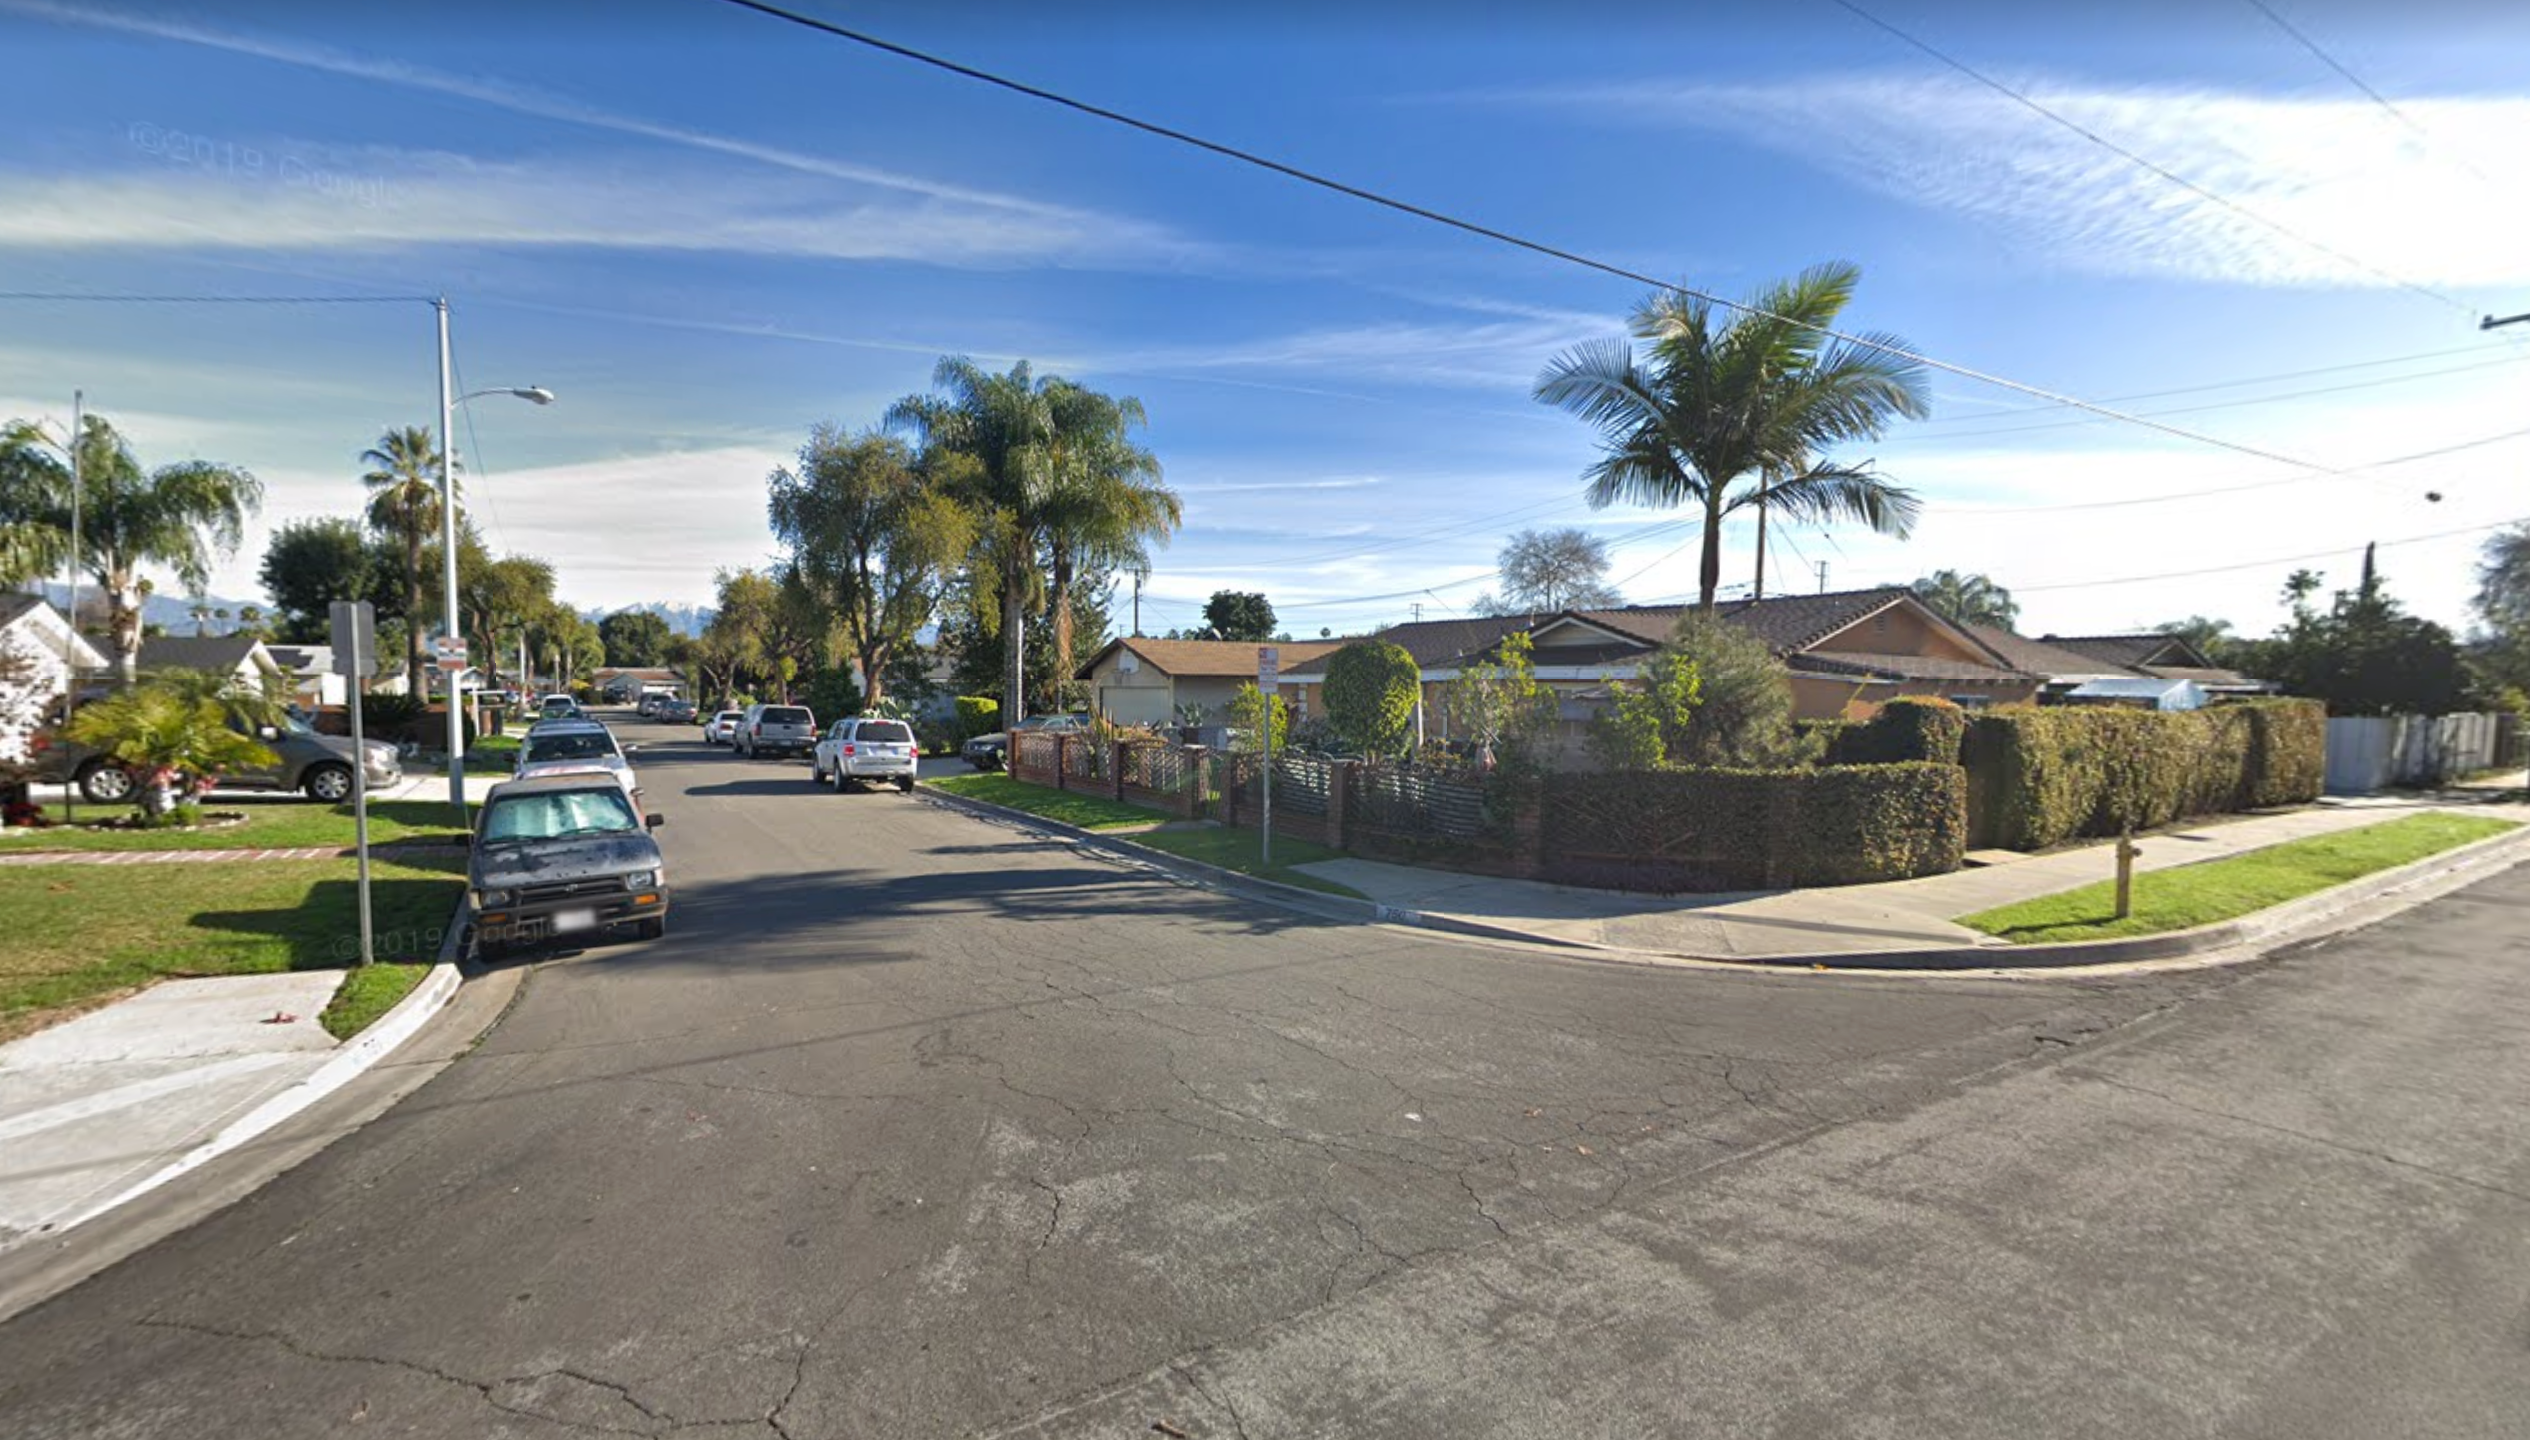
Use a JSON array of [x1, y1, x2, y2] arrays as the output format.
[[1960, 623, 2137, 680], [2040, 633, 2200, 669], [1086, 636, 1346, 680], [1786, 650, 2032, 684], [1277, 616, 1543, 675], [1709, 587, 1920, 652], [136, 634, 272, 675]]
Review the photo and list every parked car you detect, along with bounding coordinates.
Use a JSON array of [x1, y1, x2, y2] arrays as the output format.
[[538, 693, 583, 721], [702, 710, 744, 746], [657, 698, 698, 724], [33, 707, 400, 804], [511, 718, 640, 804], [961, 713, 1091, 772], [468, 772, 669, 955], [812, 717, 919, 793], [736, 703, 817, 759]]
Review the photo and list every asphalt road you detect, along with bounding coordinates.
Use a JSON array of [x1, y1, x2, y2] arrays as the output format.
[[4, 711, 2527, 1438]]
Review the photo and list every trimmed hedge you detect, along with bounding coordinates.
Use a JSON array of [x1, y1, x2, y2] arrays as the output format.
[[1961, 698, 2326, 851], [1540, 761, 1966, 891], [1823, 697, 1967, 765], [952, 695, 1001, 746]]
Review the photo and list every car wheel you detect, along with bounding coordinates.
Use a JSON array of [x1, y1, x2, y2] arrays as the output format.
[[634, 917, 666, 941], [76, 759, 136, 805], [302, 763, 354, 802], [897, 776, 914, 793]]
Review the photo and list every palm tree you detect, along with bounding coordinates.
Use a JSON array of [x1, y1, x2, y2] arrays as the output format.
[[1911, 570, 2019, 629], [1533, 262, 1930, 610], [1037, 380, 1178, 692], [0, 414, 261, 682], [361, 426, 457, 697], [887, 359, 1064, 724]]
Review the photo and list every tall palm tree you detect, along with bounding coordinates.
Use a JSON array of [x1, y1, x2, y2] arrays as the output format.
[[1910, 569, 2019, 629], [0, 414, 261, 682], [1533, 262, 1930, 610], [1037, 380, 1178, 694], [361, 425, 457, 697], [887, 358, 1064, 724]]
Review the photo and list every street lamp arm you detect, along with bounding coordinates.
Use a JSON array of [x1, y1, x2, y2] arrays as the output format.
[[456, 386, 556, 405], [2482, 312, 2530, 331]]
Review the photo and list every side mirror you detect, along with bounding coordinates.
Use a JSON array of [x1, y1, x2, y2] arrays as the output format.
[[257, 725, 280, 741], [645, 813, 666, 829], [621, 743, 640, 755]]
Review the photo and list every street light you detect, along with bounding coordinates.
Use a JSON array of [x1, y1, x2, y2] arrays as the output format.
[[436, 296, 554, 818]]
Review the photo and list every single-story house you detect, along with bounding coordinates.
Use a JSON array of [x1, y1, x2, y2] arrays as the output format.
[[265, 644, 366, 708], [2036, 633, 2271, 695], [595, 666, 684, 703], [134, 633, 288, 694], [0, 594, 111, 765], [1076, 637, 1344, 728], [1276, 588, 2046, 727]]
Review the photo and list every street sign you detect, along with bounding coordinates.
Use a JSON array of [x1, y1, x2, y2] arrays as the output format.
[[328, 600, 375, 677], [1256, 645, 1278, 690]]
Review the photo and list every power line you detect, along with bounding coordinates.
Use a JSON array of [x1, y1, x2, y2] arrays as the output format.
[[1941, 422, 2530, 515], [1898, 351, 2530, 442], [2243, 0, 2503, 191], [1825, 0, 2477, 320], [0, 291, 431, 304], [707, 0, 2377, 481], [1917, 341, 2522, 423], [2008, 514, 2523, 593]]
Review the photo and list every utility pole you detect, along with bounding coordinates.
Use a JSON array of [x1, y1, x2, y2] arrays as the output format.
[[1409, 602, 1422, 623], [1816, 560, 1829, 594], [59, 389, 84, 823], [1132, 575, 1142, 637]]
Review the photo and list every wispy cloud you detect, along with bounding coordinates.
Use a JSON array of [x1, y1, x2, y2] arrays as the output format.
[[0, 150, 1190, 269], [1103, 315, 1618, 391], [1480, 75, 2530, 288], [0, 0, 1205, 269]]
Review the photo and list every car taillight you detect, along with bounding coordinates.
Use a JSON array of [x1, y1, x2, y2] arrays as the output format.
[[842, 744, 855, 755]]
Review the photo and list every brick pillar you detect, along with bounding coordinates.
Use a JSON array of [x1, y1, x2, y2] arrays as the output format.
[[1327, 759, 1353, 852], [1111, 739, 1127, 801], [1184, 747, 1209, 820]]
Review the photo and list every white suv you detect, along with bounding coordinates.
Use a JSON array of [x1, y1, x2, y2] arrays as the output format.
[[812, 717, 919, 793]]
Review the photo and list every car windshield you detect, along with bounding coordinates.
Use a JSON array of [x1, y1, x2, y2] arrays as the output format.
[[523, 731, 619, 763], [480, 787, 640, 844]]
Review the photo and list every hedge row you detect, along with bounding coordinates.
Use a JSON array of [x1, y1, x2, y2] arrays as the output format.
[[1540, 761, 1966, 891], [1961, 698, 2325, 851], [1820, 697, 1968, 766]]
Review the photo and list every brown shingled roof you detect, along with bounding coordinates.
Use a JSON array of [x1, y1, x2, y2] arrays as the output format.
[[1278, 615, 1544, 675], [1960, 623, 2137, 680], [1080, 636, 1345, 680], [2041, 633, 2212, 670]]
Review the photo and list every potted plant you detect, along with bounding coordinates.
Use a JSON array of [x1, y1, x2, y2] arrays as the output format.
[[1173, 701, 1208, 745]]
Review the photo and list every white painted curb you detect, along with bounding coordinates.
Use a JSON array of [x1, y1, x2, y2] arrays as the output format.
[[48, 903, 469, 1238]]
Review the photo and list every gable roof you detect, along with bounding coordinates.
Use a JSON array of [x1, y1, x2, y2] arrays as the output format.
[[136, 634, 276, 677], [0, 592, 42, 629], [1276, 617, 1542, 676], [1079, 636, 1345, 681], [0, 593, 111, 669], [1960, 623, 2137, 680], [2039, 633, 2213, 670]]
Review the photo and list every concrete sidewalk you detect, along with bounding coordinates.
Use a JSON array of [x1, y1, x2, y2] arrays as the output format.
[[1295, 794, 2530, 962], [0, 972, 347, 1253]]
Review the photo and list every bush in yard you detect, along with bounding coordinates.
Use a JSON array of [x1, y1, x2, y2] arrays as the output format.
[[1322, 641, 1420, 756], [65, 680, 278, 817], [1827, 696, 1967, 765], [1961, 698, 2325, 850], [952, 695, 1001, 745], [1587, 648, 1701, 771], [1541, 761, 1965, 890], [1224, 681, 1287, 754], [1435, 631, 1558, 773], [1666, 610, 1812, 766]]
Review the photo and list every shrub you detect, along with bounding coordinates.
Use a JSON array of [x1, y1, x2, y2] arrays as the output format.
[[801, 667, 864, 724], [1224, 681, 1287, 754], [1833, 697, 1968, 765], [1541, 761, 1966, 891], [359, 693, 427, 734], [1665, 610, 1809, 766], [952, 695, 1001, 744], [1962, 698, 2325, 850], [1322, 641, 1420, 756]]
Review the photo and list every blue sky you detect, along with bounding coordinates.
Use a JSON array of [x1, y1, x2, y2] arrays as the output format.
[[3, 0, 2526, 644]]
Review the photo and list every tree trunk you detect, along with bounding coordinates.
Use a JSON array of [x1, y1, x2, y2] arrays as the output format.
[[107, 568, 141, 685], [859, 640, 887, 710], [1002, 568, 1027, 728], [1696, 492, 1727, 611], [1050, 548, 1076, 705]]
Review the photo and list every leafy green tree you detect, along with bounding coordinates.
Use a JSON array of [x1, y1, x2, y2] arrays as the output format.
[[1224, 680, 1287, 753], [1665, 609, 1809, 765], [1910, 569, 2019, 629], [1436, 630, 1558, 770], [65, 671, 278, 817], [599, 609, 673, 668], [768, 426, 975, 709], [1202, 590, 1278, 642], [0, 414, 262, 684], [361, 425, 456, 697], [1533, 262, 1928, 610], [1587, 649, 1702, 771], [2469, 524, 2530, 693], [1322, 641, 1421, 756], [259, 516, 376, 642], [2241, 552, 2470, 716], [2152, 615, 2237, 664]]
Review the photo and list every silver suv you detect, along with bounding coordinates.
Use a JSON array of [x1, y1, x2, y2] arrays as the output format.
[[737, 703, 817, 759], [811, 717, 919, 793]]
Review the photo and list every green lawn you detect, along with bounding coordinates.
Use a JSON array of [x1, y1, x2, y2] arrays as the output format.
[[469, 734, 522, 763], [318, 962, 433, 1041], [0, 855, 466, 1036], [12, 797, 469, 853], [923, 772, 1169, 831], [1125, 825, 1367, 899], [1960, 813, 2519, 944]]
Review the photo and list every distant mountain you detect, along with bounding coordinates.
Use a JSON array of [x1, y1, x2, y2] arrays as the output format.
[[584, 602, 715, 638], [27, 582, 264, 634]]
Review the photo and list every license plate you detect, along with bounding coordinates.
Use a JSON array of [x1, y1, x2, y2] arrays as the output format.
[[552, 909, 598, 934]]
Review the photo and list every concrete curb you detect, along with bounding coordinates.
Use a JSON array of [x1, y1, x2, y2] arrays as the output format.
[[48, 893, 472, 1238], [916, 783, 2530, 974]]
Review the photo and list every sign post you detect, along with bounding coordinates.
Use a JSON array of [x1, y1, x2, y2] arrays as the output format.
[[1257, 646, 1279, 867], [331, 601, 377, 967]]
